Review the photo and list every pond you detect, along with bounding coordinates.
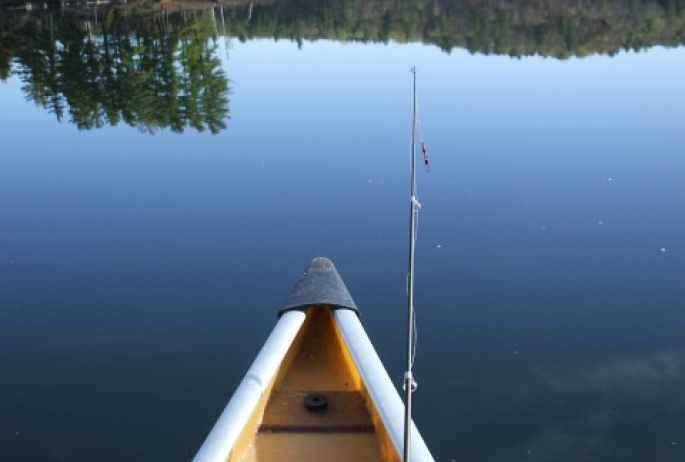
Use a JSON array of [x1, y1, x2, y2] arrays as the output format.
[[1, 1, 685, 461]]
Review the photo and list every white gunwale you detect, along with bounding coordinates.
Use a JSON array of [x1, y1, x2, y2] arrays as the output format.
[[191, 310, 306, 462], [334, 309, 434, 462]]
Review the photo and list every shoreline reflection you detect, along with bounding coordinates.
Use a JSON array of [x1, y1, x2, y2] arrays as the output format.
[[1, 9, 230, 133]]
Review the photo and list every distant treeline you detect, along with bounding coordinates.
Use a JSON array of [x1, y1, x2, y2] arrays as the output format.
[[3, 0, 684, 60], [224, 0, 685, 57], [0, 9, 230, 133]]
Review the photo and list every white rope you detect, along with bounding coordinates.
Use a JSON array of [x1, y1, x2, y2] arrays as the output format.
[[416, 92, 424, 142], [411, 301, 418, 370], [408, 139, 414, 171]]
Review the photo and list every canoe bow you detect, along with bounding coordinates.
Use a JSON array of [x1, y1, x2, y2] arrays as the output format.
[[191, 257, 435, 462]]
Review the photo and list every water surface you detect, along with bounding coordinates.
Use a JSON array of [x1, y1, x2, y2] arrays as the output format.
[[1, 5, 685, 462]]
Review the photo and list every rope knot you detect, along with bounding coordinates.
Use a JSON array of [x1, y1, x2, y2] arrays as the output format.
[[411, 196, 422, 210], [403, 371, 418, 392]]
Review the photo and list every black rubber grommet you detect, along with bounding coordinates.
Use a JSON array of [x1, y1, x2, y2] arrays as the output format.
[[304, 393, 328, 411]]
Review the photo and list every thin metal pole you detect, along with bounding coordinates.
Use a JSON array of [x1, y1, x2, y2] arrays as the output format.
[[403, 66, 419, 462]]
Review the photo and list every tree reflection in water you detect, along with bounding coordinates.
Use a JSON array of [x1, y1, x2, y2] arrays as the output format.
[[2, 0, 684, 133], [1, 9, 230, 134]]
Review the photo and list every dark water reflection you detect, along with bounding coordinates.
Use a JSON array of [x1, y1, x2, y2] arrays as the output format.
[[1, 2, 685, 462]]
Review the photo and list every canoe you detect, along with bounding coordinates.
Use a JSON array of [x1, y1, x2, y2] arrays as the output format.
[[191, 257, 435, 462]]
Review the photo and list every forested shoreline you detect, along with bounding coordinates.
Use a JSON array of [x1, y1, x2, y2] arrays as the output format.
[[3, 0, 684, 57], [226, 0, 685, 56]]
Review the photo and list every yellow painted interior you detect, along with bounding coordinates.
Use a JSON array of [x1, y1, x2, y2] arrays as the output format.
[[276, 307, 362, 392], [228, 307, 401, 462]]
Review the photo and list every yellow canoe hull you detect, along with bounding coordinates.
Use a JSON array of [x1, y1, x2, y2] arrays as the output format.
[[232, 307, 400, 462], [191, 257, 434, 462]]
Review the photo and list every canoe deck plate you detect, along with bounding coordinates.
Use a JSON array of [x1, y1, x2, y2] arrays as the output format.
[[259, 391, 374, 433]]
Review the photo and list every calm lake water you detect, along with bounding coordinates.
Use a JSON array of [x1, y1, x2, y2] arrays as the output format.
[[1, 4, 685, 462]]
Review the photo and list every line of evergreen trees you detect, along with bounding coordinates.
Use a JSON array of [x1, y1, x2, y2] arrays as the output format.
[[222, 0, 684, 57]]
